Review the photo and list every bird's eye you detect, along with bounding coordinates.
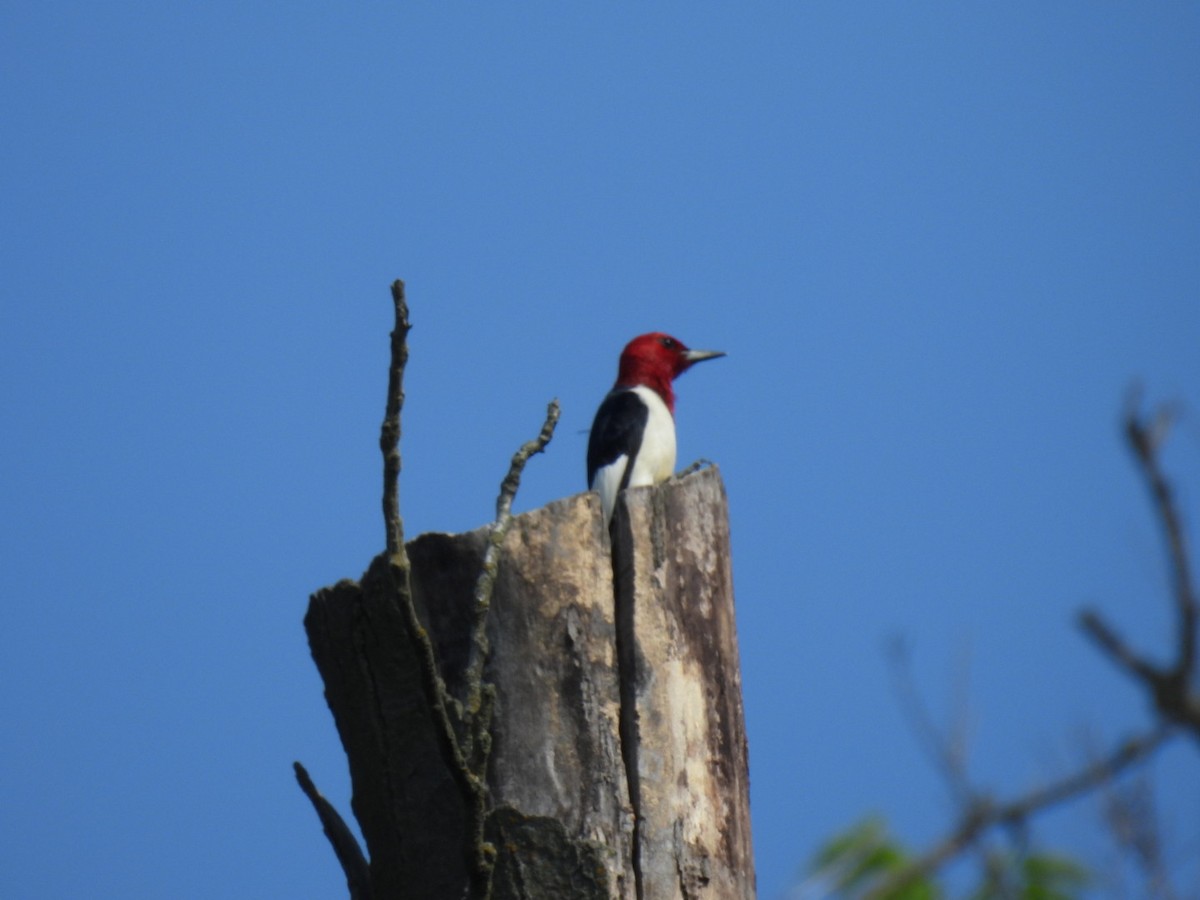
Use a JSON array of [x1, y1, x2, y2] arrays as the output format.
[[660, 337, 677, 349]]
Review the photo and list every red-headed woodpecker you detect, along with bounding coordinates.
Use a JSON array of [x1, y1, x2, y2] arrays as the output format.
[[587, 332, 725, 524]]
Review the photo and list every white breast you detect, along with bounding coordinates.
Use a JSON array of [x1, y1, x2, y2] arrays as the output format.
[[626, 385, 676, 488]]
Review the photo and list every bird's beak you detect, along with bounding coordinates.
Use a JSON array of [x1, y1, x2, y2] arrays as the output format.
[[683, 348, 726, 365]]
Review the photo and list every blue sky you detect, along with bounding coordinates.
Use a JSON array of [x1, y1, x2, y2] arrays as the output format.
[[2, 4, 1198, 898]]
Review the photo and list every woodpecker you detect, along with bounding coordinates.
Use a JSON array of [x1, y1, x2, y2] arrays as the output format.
[[587, 332, 725, 525]]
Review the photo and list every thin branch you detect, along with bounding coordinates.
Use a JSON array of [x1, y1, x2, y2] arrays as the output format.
[[294, 761, 373, 900], [1079, 401, 1200, 737], [463, 398, 561, 725], [864, 727, 1172, 899], [372, 280, 494, 896], [381, 279, 411, 561], [997, 727, 1170, 818], [1125, 404, 1197, 682], [1078, 609, 1161, 685], [677, 457, 715, 478], [453, 398, 560, 899], [374, 280, 474, 778], [857, 394, 1196, 898], [1102, 773, 1181, 900], [886, 639, 1004, 884], [315, 281, 565, 900], [885, 636, 974, 808]]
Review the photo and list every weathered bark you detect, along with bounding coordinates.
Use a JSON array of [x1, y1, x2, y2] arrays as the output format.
[[302, 466, 754, 899], [306, 558, 473, 898], [408, 490, 636, 899], [612, 466, 755, 900]]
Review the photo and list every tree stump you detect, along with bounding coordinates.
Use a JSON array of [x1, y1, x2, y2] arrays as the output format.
[[612, 466, 754, 900], [303, 465, 754, 899]]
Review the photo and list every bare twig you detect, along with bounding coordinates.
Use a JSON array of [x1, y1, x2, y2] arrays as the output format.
[[864, 727, 1171, 899], [678, 458, 715, 478], [1102, 773, 1181, 900], [844, 394, 1197, 898], [373, 280, 496, 896], [460, 398, 561, 785], [868, 398, 1198, 895], [1000, 728, 1170, 818], [451, 398, 560, 897], [463, 398, 561, 727], [1125, 403, 1197, 683], [310, 281, 567, 900], [886, 639, 1005, 885], [294, 761, 373, 900], [1078, 610, 1160, 685], [1080, 402, 1200, 737], [885, 636, 974, 807], [381, 279, 411, 561]]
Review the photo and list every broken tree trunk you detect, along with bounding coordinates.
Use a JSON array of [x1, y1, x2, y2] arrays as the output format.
[[303, 466, 754, 899], [297, 279, 752, 899], [612, 468, 755, 900]]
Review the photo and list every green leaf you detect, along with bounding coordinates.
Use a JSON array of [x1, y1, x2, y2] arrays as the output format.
[[809, 819, 1090, 900], [1023, 852, 1090, 898], [966, 850, 1090, 900], [808, 817, 941, 899]]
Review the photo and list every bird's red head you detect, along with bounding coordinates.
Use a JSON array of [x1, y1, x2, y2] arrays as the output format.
[[614, 332, 725, 413]]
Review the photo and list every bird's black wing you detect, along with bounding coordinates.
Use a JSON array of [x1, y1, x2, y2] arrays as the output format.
[[586, 389, 648, 489]]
